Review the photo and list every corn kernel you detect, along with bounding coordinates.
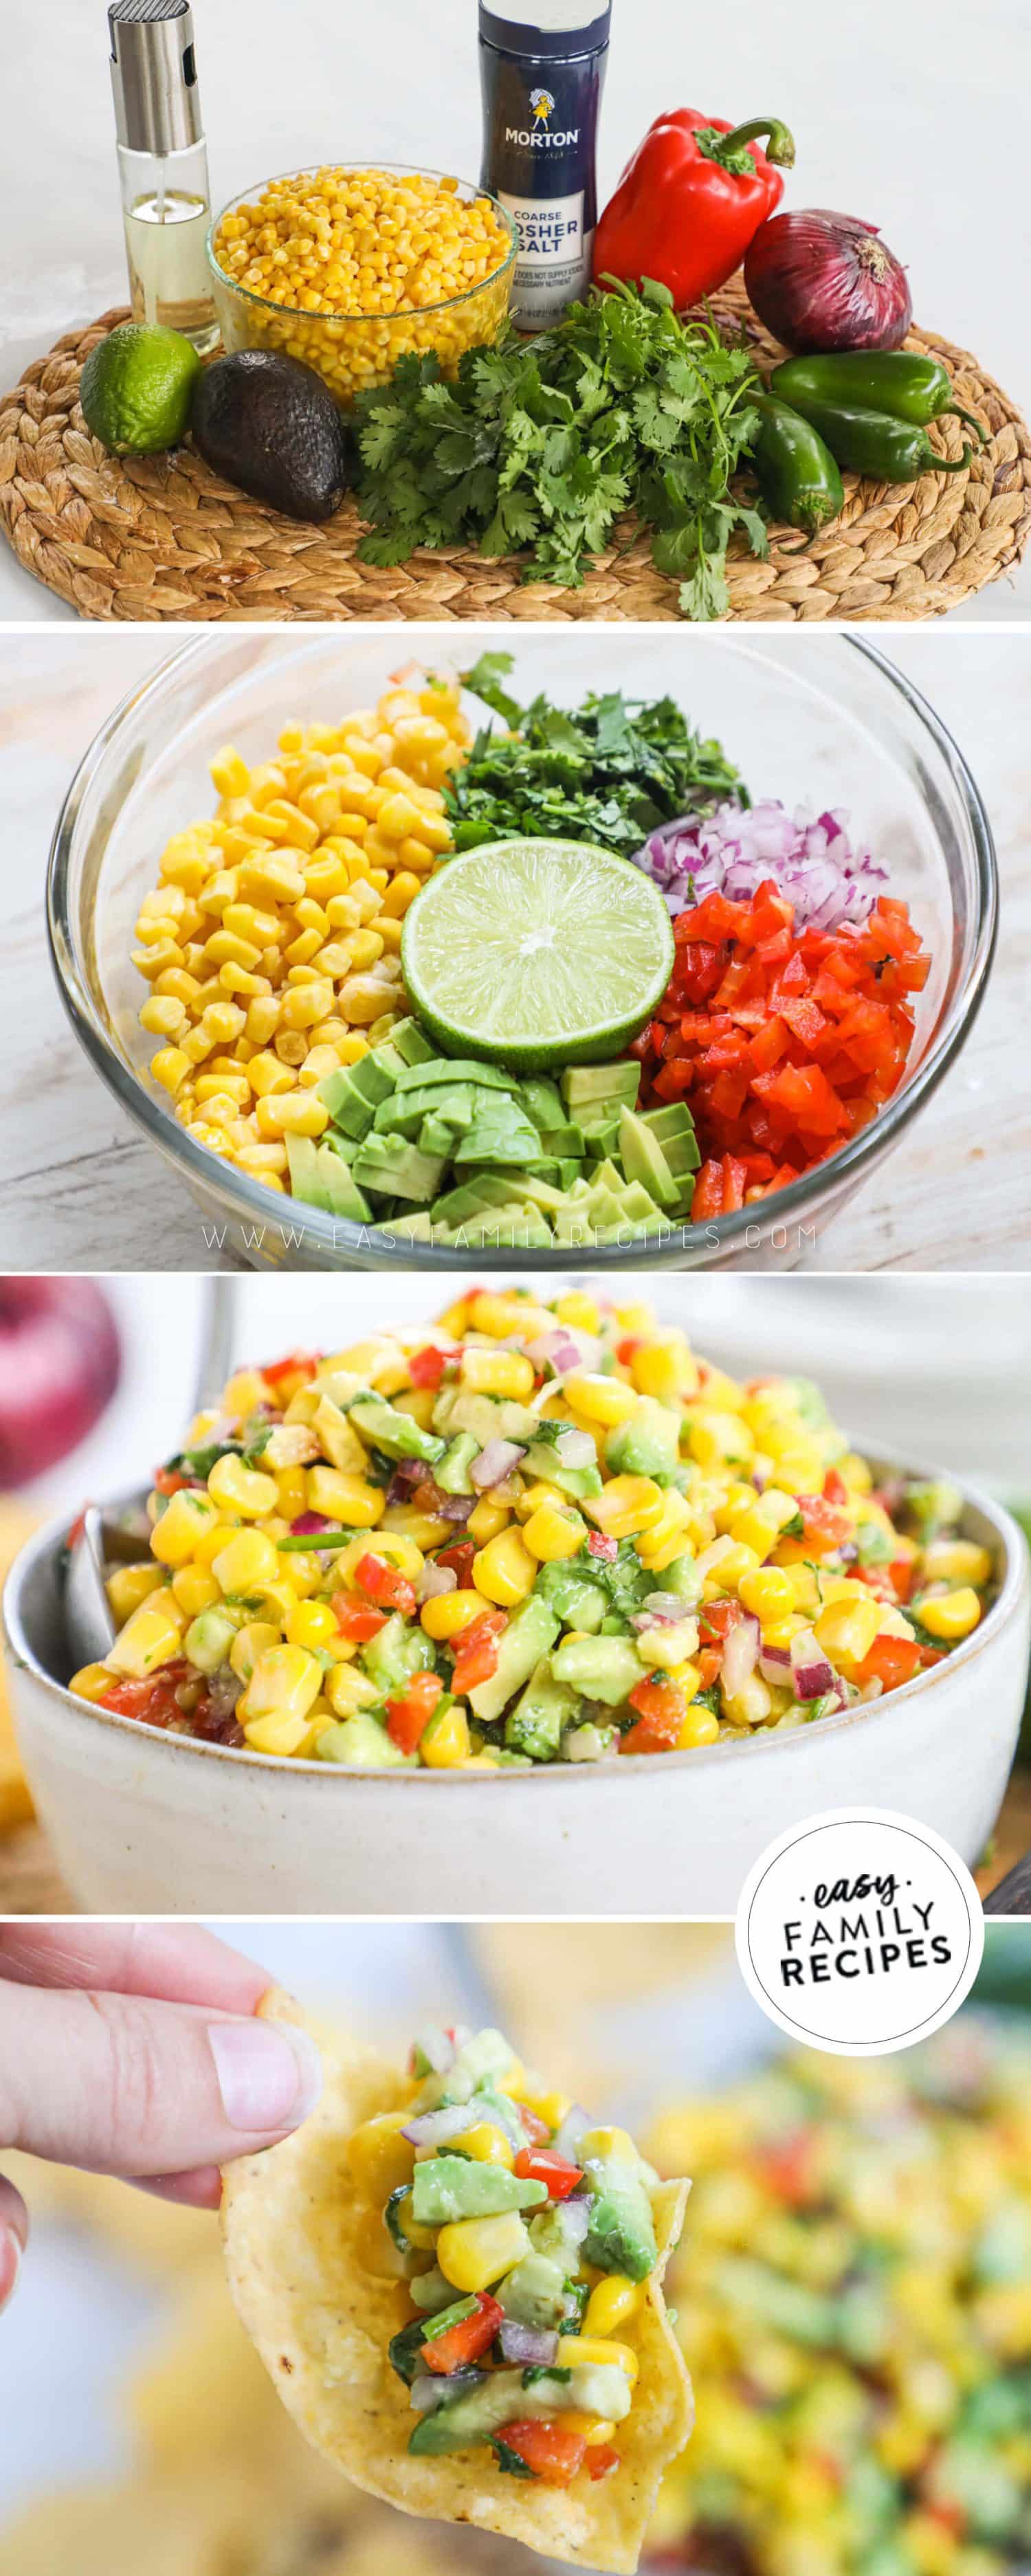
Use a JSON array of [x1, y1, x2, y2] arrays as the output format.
[[557, 2337, 639, 2386], [421, 1588, 491, 1641], [564, 1372, 639, 1427], [105, 1563, 164, 1623], [738, 1566, 795, 1625], [913, 1587, 982, 1641], [461, 1348, 535, 1401], [921, 1542, 992, 1588], [105, 1590, 185, 1679], [447, 2124, 514, 2166], [436, 2212, 530, 2294], [170, 1564, 221, 1619], [212, 1529, 281, 1595], [522, 1502, 588, 1562], [207, 1454, 279, 1518], [149, 1488, 221, 1567], [472, 1530, 537, 1607], [239, 1643, 324, 1726], [584, 1477, 666, 1540], [346, 2110, 415, 2201], [584, 2277, 645, 2338], [465, 1497, 511, 1546]]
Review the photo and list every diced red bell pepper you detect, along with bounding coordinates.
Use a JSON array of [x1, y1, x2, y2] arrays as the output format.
[[499, 2421, 588, 2486], [852, 1634, 922, 1692], [436, 1540, 476, 1588], [408, 1344, 452, 1388], [588, 2445, 621, 2481], [797, 1496, 852, 1554], [696, 1646, 722, 1688], [385, 1671, 444, 1754], [260, 1350, 319, 1388], [423, 2291, 504, 2374], [699, 1598, 746, 1642], [354, 1553, 417, 1617], [513, 2147, 585, 2200], [450, 1610, 507, 1696], [753, 2134, 819, 2207], [518, 2105, 552, 2145], [154, 1465, 192, 1497], [887, 1557, 915, 1603], [587, 1530, 619, 1561], [332, 1592, 388, 1643], [691, 1159, 725, 1223], [100, 1664, 188, 1726], [621, 1677, 685, 1755]]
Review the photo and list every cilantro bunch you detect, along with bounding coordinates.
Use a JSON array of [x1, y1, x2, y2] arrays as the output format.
[[443, 652, 746, 856], [353, 278, 767, 620]]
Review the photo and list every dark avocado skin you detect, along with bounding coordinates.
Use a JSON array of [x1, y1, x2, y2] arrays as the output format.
[[191, 348, 351, 522]]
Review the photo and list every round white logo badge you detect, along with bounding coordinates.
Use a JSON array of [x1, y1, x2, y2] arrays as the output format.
[[735, 1808, 984, 2055]]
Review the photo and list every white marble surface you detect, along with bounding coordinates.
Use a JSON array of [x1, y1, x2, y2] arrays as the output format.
[[0, 0, 1029, 619], [1, 625, 1028, 1274]]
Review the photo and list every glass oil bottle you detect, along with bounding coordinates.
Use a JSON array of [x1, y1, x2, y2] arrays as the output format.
[[109, 0, 219, 354]]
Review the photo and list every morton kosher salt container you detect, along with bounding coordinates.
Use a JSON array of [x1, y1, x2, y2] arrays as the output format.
[[478, 0, 610, 327]]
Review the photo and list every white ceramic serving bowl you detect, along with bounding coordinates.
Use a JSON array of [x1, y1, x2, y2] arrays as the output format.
[[4, 1463, 1028, 1915]]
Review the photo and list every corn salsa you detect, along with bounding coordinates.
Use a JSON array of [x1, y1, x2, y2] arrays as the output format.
[[69, 1291, 994, 1766]]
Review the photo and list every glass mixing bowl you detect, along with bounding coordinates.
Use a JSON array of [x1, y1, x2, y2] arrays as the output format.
[[47, 630, 997, 1274], [206, 163, 517, 407]]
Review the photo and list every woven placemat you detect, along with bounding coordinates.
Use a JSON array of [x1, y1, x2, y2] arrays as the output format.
[[1, 285, 1028, 621]]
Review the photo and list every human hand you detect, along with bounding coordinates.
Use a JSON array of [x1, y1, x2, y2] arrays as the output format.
[[0, 1922, 322, 2313]]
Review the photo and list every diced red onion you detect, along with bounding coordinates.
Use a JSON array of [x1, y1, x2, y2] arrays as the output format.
[[790, 1630, 836, 1700], [469, 1439, 526, 1490], [631, 798, 889, 931], [290, 1510, 330, 1535], [555, 1428, 595, 1469], [418, 1562, 458, 1606], [386, 1461, 424, 1507], [498, 2322, 558, 2367], [631, 1594, 687, 1631], [410, 2366, 487, 2414], [759, 1643, 792, 1686], [412, 2023, 457, 2076], [555, 2195, 592, 2245], [721, 1612, 761, 1696], [587, 1531, 618, 1562], [552, 2105, 592, 2162], [436, 1492, 474, 1524], [401, 2103, 473, 2148], [526, 1331, 583, 1377]]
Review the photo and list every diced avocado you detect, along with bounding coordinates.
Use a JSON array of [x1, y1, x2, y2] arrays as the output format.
[[605, 1397, 680, 1481], [408, 2264, 455, 2314], [469, 1172, 568, 1216], [454, 1104, 542, 1165], [313, 1144, 373, 1222], [529, 2199, 597, 2269], [551, 1633, 643, 1706], [351, 1135, 447, 1204], [522, 1434, 602, 1502], [583, 2150, 658, 2283], [521, 1075, 566, 1131], [641, 1102, 701, 1176], [285, 1133, 329, 1208], [445, 2028, 520, 2098], [619, 1179, 665, 1225], [388, 1212, 434, 1243], [184, 1606, 240, 1674], [362, 1613, 436, 1693], [394, 1058, 510, 1093], [420, 1115, 467, 1157], [561, 1062, 641, 1115], [348, 1394, 445, 1466], [505, 1656, 581, 1763], [447, 1208, 553, 1250], [619, 1106, 680, 1210], [654, 1551, 702, 1608], [320, 1050, 397, 1137], [436, 1432, 480, 1496], [390, 1018, 438, 1068], [557, 1156, 583, 1188], [583, 1117, 622, 1157], [434, 1388, 539, 1446], [408, 2363, 630, 2455], [532, 1561, 607, 1632], [466, 1595, 562, 1726], [375, 1083, 477, 1137], [411, 2155, 548, 2227], [313, 1713, 410, 1768], [498, 2250, 571, 2331]]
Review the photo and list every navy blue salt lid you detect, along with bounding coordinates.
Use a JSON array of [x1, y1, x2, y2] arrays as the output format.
[[478, 3, 611, 60]]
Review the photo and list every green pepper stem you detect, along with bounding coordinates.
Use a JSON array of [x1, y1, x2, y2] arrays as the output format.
[[718, 117, 796, 170], [947, 405, 988, 447], [931, 444, 974, 474]]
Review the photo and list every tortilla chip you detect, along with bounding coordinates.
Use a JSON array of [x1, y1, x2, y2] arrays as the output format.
[[221, 1989, 693, 2575]]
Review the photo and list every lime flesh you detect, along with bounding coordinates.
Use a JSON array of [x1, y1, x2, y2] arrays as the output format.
[[401, 837, 674, 1071], [79, 322, 201, 456]]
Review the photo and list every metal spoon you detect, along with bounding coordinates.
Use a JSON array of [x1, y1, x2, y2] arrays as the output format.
[[64, 1276, 237, 1671]]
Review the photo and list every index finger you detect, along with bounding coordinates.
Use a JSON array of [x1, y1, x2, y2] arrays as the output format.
[[0, 1924, 272, 2015]]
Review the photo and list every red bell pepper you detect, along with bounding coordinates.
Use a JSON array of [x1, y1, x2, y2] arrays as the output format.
[[435, 1540, 477, 1589], [423, 2291, 504, 2374], [513, 2147, 584, 2201], [450, 1610, 507, 1697], [408, 1344, 454, 1388], [332, 1592, 388, 1643], [354, 1553, 417, 1617], [498, 2420, 588, 2486], [100, 1663, 188, 1727], [594, 112, 795, 311], [385, 1672, 444, 1755], [588, 2444, 621, 2481], [621, 1676, 685, 1755]]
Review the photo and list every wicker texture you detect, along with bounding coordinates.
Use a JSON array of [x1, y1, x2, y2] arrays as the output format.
[[1, 287, 1028, 621]]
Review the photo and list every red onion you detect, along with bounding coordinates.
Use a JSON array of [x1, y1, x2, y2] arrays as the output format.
[[790, 1625, 836, 1699], [722, 1612, 761, 1696], [410, 2366, 487, 2414], [554, 2196, 591, 2246], [552, 2104, 592, 2162], [410, 2023, 461, 2076], [402, 2103, 472, 2148], [290, 1510, 330, 1535], [418, 1562, 458, 1606], [499, 2322, 558, 2367], [526, 1331, 584, 1377], [759, 1643, 792, 1687], [0, 1277, 121, 1487], [744, 210, 912, 354], [587, 1531, 618, 1562], [469, 1439, 525, 1490], [555, 1428, 596, 1469]]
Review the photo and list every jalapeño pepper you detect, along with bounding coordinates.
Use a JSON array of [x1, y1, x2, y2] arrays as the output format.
[[771, 351, 987, 446], [769, 395, 974, 485], [749, 393, 844, 533]]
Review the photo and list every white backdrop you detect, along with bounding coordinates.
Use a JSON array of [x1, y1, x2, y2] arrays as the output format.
[[0, 0, 1029, 618]]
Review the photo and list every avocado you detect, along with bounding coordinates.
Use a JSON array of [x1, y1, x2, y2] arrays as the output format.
[[284, 1134, 330, 1208], [377, 1083, 477, 1137], [419, 1112, 465, 1158], [191, 349, 350, 522], [605, 1397, 680, 1481], [443, 2028, 519, 2099], [434, 1388, 539, 1447], [348, 1394, 445, 1466], [313, 1713, 410, 1767], [521, 1075, 566, 1131], [313, 1142, 372, 1221], [434, 1432, 479, 1496], [561, 1061, 641, 1119], [408, 2362, 630, 2454], [583, 2151, 658, 2283], [551, 1633, 643, 1706], [408, 2263, 455, 2313], [531, 1561, 607, 1632], [497, 2250, 571, 2331], [522, 1434, 602, 1502], [351, 1134, 447, 1203], [184, 1605, 240, 1674], [454, 1100, 542, 1165], [387, 1212, 434, 1243], [411, 2156, 548, 2226], [445, 1210, 553, 1250], [466, 1595, 562, 1726], [641, 1102, 701, 1176], [619, 1106, 680, 1210], [505, 1656, 581, 1762], [320, 1050, 397, 1138], [390, 1019, 438, 1068], [362, 1612, 436, 1694], [395, 1058, 511, 1095]]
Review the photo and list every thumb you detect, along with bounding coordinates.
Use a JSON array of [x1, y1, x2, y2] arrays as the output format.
[[0, 2173, 28, 2314], [0, 1983, 322, 2178]]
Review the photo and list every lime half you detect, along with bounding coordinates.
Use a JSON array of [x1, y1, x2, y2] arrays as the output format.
[[401, 837, 674, 1071]]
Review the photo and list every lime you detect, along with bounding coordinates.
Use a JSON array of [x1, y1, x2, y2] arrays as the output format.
[[79, 322, 201, 456], [401, 837, 674, 1071]]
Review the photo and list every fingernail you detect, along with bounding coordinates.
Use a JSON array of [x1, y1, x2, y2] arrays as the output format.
[[209, 2019, 323, 2133], [0, 2227, 21, 2309]]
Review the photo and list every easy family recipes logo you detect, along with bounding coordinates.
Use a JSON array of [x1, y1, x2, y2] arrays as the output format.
[[735, 1811, 984, 2056], [779, 1867, 953, 1990]]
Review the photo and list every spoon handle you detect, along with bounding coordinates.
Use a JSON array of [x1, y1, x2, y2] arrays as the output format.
[[192, 1276, 237, 1415]]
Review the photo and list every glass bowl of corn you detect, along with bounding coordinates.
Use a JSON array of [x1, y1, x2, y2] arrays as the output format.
[[206, 162, 518, 407]]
